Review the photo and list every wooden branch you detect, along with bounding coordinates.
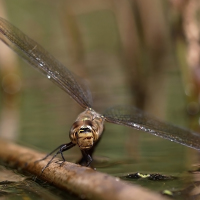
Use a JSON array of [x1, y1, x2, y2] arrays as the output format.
[[0, 139, 169, 200]]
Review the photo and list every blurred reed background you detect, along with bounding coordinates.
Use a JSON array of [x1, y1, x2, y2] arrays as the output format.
[[0, 0, 200, 174]]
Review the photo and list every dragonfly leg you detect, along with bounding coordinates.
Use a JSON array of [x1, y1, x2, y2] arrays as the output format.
[[35, 142, 75, 173], [79, 150, 92, 167], [35, 144, 65, 163]]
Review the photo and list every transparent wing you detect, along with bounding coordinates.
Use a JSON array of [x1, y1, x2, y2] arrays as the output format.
[[0, 17, 92, 108], [104, 105, 200, 150]]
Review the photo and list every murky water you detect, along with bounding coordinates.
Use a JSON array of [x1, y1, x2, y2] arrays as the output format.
[[0, 71, 193, 200], [0, 1, 199, 199]]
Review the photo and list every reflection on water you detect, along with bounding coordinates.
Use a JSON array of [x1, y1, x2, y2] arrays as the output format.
[[0, 165, 80, 200]]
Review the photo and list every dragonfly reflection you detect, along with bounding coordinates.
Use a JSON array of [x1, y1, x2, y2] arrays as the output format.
[[0, 17, 200, 169]]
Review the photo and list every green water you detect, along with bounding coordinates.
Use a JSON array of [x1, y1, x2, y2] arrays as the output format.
[[0, 1, 199, 199]]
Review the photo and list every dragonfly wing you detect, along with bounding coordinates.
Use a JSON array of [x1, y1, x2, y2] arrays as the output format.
[[104, 105, 200, 150], [0, 17, 92, 108]]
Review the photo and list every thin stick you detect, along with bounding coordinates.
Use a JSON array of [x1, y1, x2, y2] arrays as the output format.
[[0, 139, 169, 200]]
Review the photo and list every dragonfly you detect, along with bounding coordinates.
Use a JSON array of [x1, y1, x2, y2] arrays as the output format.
[[0, 17, 200, 169]]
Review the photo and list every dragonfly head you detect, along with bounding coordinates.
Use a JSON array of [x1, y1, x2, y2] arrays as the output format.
[[69, 120, 98, 150]]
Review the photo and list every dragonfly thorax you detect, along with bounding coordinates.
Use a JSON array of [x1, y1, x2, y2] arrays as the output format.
[[69, 108, 105, 150]]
